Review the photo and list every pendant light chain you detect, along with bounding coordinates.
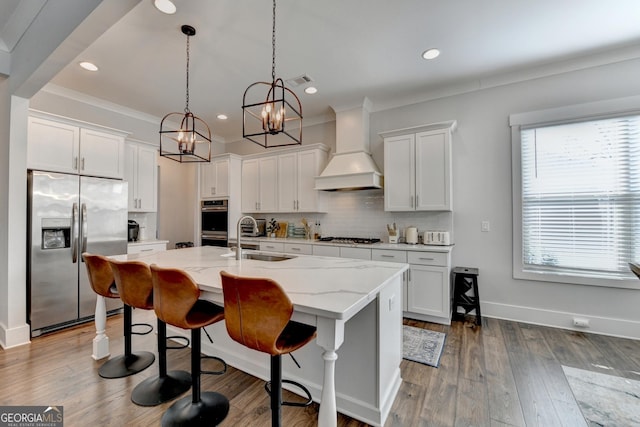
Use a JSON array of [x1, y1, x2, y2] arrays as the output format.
[[271, 0, 276, 84], [185, 33, 191, 113]]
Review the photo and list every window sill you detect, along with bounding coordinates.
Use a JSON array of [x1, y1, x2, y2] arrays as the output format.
[[514, 268, 640, 290]]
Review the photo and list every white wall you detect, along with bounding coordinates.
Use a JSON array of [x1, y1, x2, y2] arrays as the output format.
[[367, 57, 640, 338]]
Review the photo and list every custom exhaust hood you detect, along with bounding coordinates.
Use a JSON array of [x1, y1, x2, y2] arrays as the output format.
[[315, 98, 383, 191]]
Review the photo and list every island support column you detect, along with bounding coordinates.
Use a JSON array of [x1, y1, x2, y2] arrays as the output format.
[[315, 317, 345, 427], [92, 295, 110, 360]]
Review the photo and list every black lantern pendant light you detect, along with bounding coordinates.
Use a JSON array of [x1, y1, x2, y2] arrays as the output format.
[[160, 25, 211, 163], [242, 0, 302, 148]]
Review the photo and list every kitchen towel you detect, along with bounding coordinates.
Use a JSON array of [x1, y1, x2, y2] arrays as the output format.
[[402, 325, 446, 368]]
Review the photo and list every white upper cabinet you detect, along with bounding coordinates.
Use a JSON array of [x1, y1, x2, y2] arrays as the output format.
[[27, 113, 127, 179], [125, 142, 157, 212], [277, 147, 328, 212], [382, 122, 455, 211], [200, 154, 241, 199], [241, 156, 278, 212]]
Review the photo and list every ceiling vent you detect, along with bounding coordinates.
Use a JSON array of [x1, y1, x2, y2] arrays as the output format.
[[286, 74, 314, 87]]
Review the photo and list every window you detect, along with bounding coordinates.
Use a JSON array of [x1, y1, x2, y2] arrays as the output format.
[[511, 100, 640, 289]]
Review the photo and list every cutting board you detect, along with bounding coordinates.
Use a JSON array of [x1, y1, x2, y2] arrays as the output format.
[[275, 222, 288, 238]]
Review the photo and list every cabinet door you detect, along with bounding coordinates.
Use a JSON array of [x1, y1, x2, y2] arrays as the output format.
[[277, 152, 297, 211], [296, 150, 322, 212], [241, 159, 259, 212], [214, 158, 230, 197], [27, 117, 79, 174], [124, 144, 137, 210], [258, 156, 278, 212], [135, 145, 157, 211], [80, 128, 124, 179], [407, 265, 449, 319], [201, 158, 230, 198], [415, 130, 451, 211], [384, 134, 415, 211], [200, 162, 216, 199]]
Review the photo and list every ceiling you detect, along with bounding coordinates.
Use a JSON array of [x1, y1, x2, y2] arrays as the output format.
[[5, 1, 640, 142]]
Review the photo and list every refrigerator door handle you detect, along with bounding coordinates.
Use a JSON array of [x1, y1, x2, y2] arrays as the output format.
[[72, 202, 79, 263], [81, 203, 88, 254]]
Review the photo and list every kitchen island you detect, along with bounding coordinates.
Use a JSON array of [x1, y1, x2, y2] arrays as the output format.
[[95, 246, 408, 427]]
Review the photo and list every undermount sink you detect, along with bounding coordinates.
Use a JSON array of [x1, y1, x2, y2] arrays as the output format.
[[242, 253, 296, 262]]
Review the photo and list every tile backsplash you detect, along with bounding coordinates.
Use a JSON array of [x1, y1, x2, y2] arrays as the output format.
[[257, 189, 453, 243]]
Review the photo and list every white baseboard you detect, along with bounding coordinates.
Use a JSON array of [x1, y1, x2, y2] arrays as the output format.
[[482, 301, 640, 340], [0, 321, 31, 349]]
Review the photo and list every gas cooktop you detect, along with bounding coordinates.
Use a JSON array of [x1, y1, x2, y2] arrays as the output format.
[[318, 237, 381, 245]]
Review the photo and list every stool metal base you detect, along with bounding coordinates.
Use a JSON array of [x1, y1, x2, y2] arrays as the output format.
[[98, 351, 155, 379], [161, 392, 229, 426], [131, 370, 192, 407]]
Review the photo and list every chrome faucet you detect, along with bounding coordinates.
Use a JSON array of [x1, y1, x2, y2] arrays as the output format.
[[236, 215, 258, 260]]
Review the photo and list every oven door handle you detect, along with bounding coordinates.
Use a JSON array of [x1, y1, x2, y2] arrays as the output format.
[[201, 207, 228, 212]]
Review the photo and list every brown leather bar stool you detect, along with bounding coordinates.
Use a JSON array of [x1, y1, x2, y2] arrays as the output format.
[[83, 253, 155, 379], [108, 259, 191, 406], [220, 271, 317, 427], [151, 264, 229, 426]]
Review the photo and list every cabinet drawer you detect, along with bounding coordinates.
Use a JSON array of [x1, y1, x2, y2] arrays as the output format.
[[260, 241, 285, 252], [340, 247, 371, 260], [407, 251, 448, 266], [284, 243, 312, 255], [313, 245, 340, 257], [127, 242, 167, 254], [372, 249, 407, 263]]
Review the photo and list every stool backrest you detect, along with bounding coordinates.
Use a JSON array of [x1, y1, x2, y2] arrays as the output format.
[[150, 264, 201, 329], [220, 271, 292, 355], [108, 259, 154, 310], [82, 253, 118, 298]]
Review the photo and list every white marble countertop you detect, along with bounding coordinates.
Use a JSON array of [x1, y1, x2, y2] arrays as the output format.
[[113, 246, 409, 321], [231, 236, 454, 253]]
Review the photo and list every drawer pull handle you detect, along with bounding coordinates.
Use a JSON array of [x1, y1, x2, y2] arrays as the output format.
[[381, 255, 394, 258], [140, 249, 154, 252], [419, 257, 435, 261], [291, 248, 301, 251]]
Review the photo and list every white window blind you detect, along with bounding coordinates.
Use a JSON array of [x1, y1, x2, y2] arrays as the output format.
[[520, 115, 640, 279]]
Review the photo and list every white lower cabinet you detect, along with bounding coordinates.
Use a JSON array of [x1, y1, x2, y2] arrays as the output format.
[[405, 250, 452, 325]]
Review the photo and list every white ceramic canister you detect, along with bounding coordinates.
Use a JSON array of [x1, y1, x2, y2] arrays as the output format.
[[405, 226, 418, 244]]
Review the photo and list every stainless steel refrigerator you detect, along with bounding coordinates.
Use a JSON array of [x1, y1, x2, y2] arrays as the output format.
[[27, 170, 128, 336]]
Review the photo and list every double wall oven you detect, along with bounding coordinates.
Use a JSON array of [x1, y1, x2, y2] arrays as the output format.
[[201, 200, 228, 247]]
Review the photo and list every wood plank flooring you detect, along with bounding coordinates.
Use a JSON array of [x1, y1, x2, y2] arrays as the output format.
[[1, 311, 639, 426]]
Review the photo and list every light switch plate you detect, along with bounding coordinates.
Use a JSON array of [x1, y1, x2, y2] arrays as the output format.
[[481, 220, 490, 232]]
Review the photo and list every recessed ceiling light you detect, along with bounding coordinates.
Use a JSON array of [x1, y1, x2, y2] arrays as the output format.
[[154, 0, 176, 14], [304, 87, 318, 95], [422, 48, 440, 60], [79, 61, 98, 71], [217, 114, 228, 120]]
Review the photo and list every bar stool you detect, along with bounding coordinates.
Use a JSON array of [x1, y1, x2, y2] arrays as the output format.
[[82, 253, 155, 379], [151, 264, 229, 426], [108, 259, 192, 406], [220, 271, 316, 427]]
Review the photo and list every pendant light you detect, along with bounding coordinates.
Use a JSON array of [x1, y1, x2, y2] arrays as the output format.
[[160, 25, 211, 163], [242, 0, 302, 148]]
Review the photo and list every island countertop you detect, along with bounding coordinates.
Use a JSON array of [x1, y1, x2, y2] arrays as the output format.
[[113, 245, 409, 321]]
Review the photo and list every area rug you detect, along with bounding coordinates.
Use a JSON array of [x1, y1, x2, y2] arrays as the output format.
[[562, 365, 640, 426], [402, 325, 446, 367]]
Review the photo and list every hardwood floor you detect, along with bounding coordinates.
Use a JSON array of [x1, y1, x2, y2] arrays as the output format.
[[1, 311, 639, 426]]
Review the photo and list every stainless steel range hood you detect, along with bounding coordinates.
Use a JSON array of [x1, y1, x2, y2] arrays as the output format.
[[315, 98, 383, 191]]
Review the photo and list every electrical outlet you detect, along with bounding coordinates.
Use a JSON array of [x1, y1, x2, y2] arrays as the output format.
[[481, 221, 490, 232], [389, 294, 395, 311], [573, 317, 590, 328]]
